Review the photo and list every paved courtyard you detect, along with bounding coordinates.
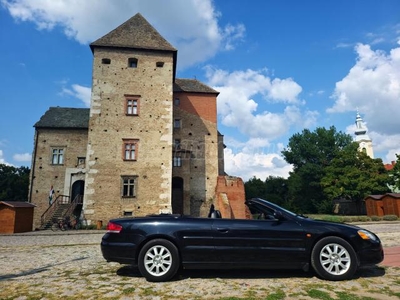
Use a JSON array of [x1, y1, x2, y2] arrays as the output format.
[[0, 223, 399, 299]]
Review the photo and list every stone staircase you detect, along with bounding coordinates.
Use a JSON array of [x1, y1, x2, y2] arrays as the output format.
[[41, 203, 71, 230]]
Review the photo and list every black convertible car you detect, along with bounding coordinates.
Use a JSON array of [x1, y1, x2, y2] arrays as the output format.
[[101, 198, 384, 282]]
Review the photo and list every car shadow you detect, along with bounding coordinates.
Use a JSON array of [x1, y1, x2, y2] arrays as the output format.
[[116, 265, 385, 281]]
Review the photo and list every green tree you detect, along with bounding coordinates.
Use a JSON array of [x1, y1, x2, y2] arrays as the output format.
[[282, 126, 353, 213], [389, 154, 400, 191], [0, 164, 30, 202], [321, 144, 390, 213], [244, 177, 267, 199], [264, 176, 288, 207]]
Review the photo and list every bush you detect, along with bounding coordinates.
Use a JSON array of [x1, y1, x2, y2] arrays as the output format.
[[370, 215, 382, 221], [382, 215, 398, 221]]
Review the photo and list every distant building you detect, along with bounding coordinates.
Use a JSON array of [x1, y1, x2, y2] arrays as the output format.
[[354, 112, 374, 158], [29, 13, 245, 230]]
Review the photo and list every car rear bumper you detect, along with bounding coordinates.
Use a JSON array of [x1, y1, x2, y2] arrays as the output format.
[[101, 240, 137, 265]]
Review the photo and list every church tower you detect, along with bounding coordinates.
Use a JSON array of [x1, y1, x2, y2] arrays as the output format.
[[354, 112, 374, 158]]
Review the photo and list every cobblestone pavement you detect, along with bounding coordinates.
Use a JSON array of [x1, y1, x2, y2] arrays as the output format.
[[0, 223, 399, 300]]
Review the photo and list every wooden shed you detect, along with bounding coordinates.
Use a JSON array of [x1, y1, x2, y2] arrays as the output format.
[[365, 193, 400, 217], [0, 201, 36, 233]]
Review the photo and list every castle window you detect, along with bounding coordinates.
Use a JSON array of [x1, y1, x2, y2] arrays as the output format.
[[174, 139, 181, 150], [121, 176, 137, 197], [102, 58, 111, 64], [51, 148, 64, 165], [173, 156, 182, 167], [77, 157, 85, 166], [174, 119, 181, 129], [123, 139, 139, 161], [174, 98, 180, 106], [128, 58, 138, 68], [156, 61, 164, 67], [125, 96, 139, 115]]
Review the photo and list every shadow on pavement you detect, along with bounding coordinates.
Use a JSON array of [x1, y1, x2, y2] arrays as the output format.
[[0, 257, 88, 281], [116, 265, 385, 282]]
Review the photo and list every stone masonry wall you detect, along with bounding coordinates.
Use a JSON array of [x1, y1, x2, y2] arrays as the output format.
[[84, 48, 174, 224], [30, 128, 88, 229]]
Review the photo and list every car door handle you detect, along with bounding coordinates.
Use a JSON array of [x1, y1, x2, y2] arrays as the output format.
[[216, 228, 229, 233]]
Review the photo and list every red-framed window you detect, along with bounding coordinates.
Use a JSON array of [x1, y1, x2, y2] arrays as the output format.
[[123, 139, 139, 161]]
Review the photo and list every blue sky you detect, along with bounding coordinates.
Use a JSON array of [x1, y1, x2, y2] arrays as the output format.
[[1, 0, 400, 181]]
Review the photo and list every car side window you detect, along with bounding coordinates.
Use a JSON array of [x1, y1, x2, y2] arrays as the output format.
[[249, 206, 276, 220]]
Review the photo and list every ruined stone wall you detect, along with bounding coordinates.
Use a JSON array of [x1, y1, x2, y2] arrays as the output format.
[[84, 47, 174, 224], [30, 128, 88, 229], [216, 175, 247, 219], [172, 93, 219, 216]]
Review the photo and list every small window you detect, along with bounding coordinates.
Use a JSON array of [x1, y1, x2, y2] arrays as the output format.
[[128, 58, 138, 68], [156, 61, 164, 67], [173, 156, 182, 167], [77, 157, 85, 166], [123, 140, 138, 161], [174, 119, 181, 129], [102, 58, 111, 64], [51, 148, 64, 165], [174, 98, 180, 106], [123, 211, 133, 216], [121, 176, 137, 197], [126, 98, 139, 115], [174, 139, 181, 150]]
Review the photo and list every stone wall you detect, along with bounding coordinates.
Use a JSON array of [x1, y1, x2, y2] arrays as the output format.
[[84, 47, 174, 223], [30, 128, 88, 228]]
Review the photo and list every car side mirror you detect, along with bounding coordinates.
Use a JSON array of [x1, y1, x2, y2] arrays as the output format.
[[273, 211, 284, 220]]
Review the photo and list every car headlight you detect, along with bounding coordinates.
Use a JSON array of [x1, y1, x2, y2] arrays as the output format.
[[358, 229, 378, 242]]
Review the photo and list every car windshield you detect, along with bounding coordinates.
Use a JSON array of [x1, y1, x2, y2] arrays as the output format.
[[253, 198, 298, 218]]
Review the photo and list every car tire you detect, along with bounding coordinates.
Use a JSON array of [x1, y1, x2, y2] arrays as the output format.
[[311, 236, 358, 281], [138, 239, 180, 282]]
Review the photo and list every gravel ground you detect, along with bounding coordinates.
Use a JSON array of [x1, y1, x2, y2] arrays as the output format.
[[0, 223, 399, 300]]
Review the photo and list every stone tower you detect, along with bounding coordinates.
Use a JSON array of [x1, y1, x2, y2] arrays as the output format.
[[84, 13, 177, 221], [354, 112, 374, 158]]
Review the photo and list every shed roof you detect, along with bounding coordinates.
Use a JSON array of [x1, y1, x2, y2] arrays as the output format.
[[0, 201, 36, 208], [34, 107, 90, 129], [174, 79, 219, 95], [90, 13, 176, 53]]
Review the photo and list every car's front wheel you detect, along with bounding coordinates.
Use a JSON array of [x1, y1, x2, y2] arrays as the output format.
[[138, 239, 180, 282], [311, 236, 358, 281]]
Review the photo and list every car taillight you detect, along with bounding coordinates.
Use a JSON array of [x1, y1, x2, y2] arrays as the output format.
[[107, 222, 122, 233]]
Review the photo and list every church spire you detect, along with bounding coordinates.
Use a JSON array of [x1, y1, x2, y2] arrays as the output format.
[[354, 112, 374, 158]]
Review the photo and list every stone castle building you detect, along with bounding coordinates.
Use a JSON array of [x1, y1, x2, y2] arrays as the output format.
[[29, 13, 245, 229]]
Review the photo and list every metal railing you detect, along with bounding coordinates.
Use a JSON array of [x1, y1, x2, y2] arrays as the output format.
[[63, 194, 83, 221], [40, 195, 70, 227]]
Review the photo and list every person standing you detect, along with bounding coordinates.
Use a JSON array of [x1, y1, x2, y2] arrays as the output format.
[[49, 185, 55, 205]]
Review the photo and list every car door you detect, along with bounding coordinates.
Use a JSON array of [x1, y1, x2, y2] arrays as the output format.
[[212, 218, 307, 269], [173, 217, 217, 265]]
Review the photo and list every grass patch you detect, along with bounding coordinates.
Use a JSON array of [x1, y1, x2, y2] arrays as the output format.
[[308, 289, 333, 300], [266, 289, 286, 300]]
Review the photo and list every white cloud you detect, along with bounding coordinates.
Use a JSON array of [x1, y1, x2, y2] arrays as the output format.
[[205, 67, 316, 140], [0, 150, 12, 166], [60, 84, 91, 107], [13, 153, 31, 162], [224, 147, 292, 181], [328, 41, 400, 135], [1, 0, 245, 69]]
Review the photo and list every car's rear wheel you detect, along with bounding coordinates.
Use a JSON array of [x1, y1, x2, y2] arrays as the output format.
[[138, 239, 180, 282], [311, 236, 358, 281]]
